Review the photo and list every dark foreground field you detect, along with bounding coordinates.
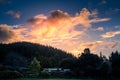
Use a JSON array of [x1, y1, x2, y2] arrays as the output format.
[[7, 78, 94, 80]]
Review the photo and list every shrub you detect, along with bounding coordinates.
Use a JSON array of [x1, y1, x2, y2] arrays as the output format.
[[0, 70, 23, 79]]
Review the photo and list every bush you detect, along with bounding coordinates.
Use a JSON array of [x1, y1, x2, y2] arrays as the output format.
[[39, 71, 50, 78], [0, 70, 23, 79]]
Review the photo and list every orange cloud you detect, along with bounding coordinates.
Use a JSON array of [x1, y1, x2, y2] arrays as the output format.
[[1, 8, 111, 56], [101, 30, 120, 38], [0, 24, 28, 43], [0, 24, 15, 43], [79, 41, 118, 53], [26, 8, 111, 56], [81, 41, 117, 48], [27, 8, 110, 40]]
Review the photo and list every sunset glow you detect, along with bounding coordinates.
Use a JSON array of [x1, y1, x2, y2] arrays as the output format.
[[0, 0, 120, 56]]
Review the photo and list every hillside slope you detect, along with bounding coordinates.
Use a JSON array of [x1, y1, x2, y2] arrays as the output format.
[[0, 42, 75, 68]]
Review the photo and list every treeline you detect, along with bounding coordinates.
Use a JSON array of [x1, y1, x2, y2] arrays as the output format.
[[0, 42, 120, 79], [60, 48, 120, 79]]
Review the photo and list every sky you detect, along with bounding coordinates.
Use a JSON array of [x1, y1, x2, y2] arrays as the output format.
[[0, 0, 120, 57]]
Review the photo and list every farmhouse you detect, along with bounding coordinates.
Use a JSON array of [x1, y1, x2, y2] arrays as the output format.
[[43, 68, 71, 72]]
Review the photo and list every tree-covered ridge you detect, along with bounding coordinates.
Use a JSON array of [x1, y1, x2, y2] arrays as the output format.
[[0, 42, 74, 68]]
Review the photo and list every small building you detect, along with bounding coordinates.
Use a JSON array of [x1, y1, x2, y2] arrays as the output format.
[[43, 68, 62, 72], [63, 69, 71, 72], [43, 68, 71, 72]]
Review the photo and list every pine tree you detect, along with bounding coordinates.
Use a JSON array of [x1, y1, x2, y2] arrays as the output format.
[[29, 57, 41, 76]]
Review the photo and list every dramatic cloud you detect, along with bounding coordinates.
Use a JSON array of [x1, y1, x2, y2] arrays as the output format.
[[1, 8, 111, 56], [26, 8, 110, 56], [101, 30, 120, 38], [27, 14, 47, 25], [0, 24, 15, 42], [73, 8, 110, 28], [0, 24, 27, 43], [27, 8, 110, 41], [6, 10, 21, 18], [49, 10, 70, 20]]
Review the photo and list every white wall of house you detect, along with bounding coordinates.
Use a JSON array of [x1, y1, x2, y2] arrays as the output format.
[[43, 68, 70, 72]]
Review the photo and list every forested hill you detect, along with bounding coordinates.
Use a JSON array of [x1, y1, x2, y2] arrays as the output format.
[[0, 42, 75, 68]]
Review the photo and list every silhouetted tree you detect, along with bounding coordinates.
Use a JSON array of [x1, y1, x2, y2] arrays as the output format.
[[109, 51, 120, 77], [60, 58, 77, 69], [78, 48, 102, 77], [97, 60, 111, 78]]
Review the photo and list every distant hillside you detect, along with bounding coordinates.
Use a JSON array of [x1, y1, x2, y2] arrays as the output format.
[[0, 42, 75, 68]]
